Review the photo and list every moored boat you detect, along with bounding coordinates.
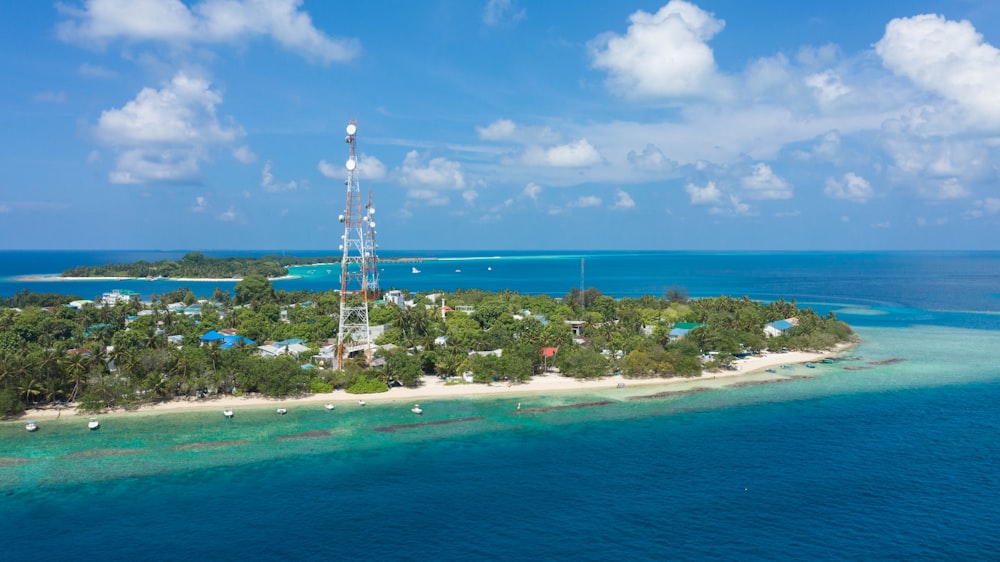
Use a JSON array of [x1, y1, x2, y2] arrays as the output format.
[[88, 418, 100, 430], [411, 404, 423, 415], [276, 408, 287, 415], [25, 420, 38, 432], [358, 400, 366, 406], [324, 403, 335, 410], [223, 408, 234, 418]]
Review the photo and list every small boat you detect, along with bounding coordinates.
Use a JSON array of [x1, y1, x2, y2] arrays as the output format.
[[805, 363, 816, 369], [455, 269, 461, 273], [276, 408, 287, 415], [487, 267, 492, 271], [411, 267, 421, 274], [324, 403, 335, 411], [516, 402, 521, 411], [25, 420, 38, 432], [781, 364, 793, 370], [88, 418, 100, 430], [358, 400, 366, 407], [821, 358, 834, 364], [411, 404, 423, 415], [223, 408, 234, 418], [765, 368, 777, 373]]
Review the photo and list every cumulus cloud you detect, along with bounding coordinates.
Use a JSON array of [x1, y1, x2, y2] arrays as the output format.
[[318, 153, 387, 181], [570, 195, 602, 208], [462, 190, 479, 205], [966, 197, 1000, 218], [192, 196, 207, 212], [232, 145, 256, 164], [406, 189, 449, 206], [523, 182, 541, 200], [261, 161, 297, 192], [709, 194, 751, 216], [78, 62, 116, 77], [483, 0, 525, 27], [476, 118, 517, 140], [399, 151, 466, 189], [57, 0, 360, 64], [805, 70, 850, 105], [523, 139, 602, 167], [612, 189, 635, 210], [741, 163, 792, 199], [824, 172, 874, 203], [589, 0, 725, 98], [627, 143, 676, 172], [876, 13, 1000, 124], [685, 181, 721, 204], [95, 72, 241, 184], [217, 206, 238, 221]]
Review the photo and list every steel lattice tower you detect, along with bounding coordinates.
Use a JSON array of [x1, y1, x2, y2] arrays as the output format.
[[336, 120, 373, 369], [363, 189, 380, 297]]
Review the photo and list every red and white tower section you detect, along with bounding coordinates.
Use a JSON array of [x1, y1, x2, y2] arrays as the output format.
[[336, 120, 375, 369]]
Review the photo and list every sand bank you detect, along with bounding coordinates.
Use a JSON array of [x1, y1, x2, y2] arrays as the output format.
[[18, 345, 852, 421]]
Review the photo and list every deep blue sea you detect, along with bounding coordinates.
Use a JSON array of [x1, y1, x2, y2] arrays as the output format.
[[2, 250, 999, 560]]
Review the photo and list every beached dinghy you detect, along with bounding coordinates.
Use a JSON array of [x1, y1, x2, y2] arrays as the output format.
[[88, 418, 100, 430], [25, 420, 38, 432], [411, 404, 423, 415]]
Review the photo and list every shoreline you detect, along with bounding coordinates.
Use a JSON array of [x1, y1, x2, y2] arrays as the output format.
[[12, 274, 300, 283], [14, 344, 853, 421]]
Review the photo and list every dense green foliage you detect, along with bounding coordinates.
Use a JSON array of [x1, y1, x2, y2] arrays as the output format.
[[62, 252, 342, 279], [0, 282, 855, 416]]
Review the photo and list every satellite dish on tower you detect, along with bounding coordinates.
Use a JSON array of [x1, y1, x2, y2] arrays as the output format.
[[346, 123, 357, 135], [346, 158, 356, 171]]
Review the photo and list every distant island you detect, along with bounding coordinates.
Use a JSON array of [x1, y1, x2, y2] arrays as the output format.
[[60, 252, 340, 280]]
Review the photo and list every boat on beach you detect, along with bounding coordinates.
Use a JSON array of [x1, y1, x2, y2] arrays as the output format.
[[25, 420, 38, 432], [88, 418, 100, 430], [411, 404, 423, 415]]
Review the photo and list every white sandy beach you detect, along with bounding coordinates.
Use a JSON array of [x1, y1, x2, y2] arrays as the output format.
[[14, 274, 299, 282], [19, 346, 851, 420]]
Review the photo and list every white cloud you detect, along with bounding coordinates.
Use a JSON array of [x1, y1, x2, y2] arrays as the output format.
[[876, 13, 1000, 124], [627, 143, 676, 172], [406, 189, 449, 206], [741, 163, 792, 199], [78, 62, 116, 77], [476, 118, 517, 140], [317, 160, 340, 179], [570, 195, 602, 208], [399, 150, 466, 189], [928, 178, 969, 200], [33, 91, 68, 103], [524, 139, 602, 167], [966, 197, 1000, 218], [57, 0, 360, 64], [232, 145, 256, 164], [523, 182, 541, 200], [95, 73, 241, 184], [824, 172, 873, 203], [192, 196, 207, 212], [217, 206, 237, 221], [805, 70, 850, 105], [589, 0, 725, 98], [357, 154, 387, 181], [709, 194, 751, 216], [612, 189, 635, 210], [261, 161, 297, 192], [462, 190, 479, 205], [685, 181, 721, 204], [483, 0, 525, 27]]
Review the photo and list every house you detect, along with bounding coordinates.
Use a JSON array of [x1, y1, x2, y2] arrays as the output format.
[[469, 349, 503, 357], [669, 322, 706, 339], [200, 330, 255, 349], [101, 289, 139, 306], [258, 339, 310, 358], [384, 290, 406, 308], [764, 317, 799, 338], [565, 320, 586, 336]]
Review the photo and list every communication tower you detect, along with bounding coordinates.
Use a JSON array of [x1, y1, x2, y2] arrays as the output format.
[[336, 120, 374, 369], [363, 190, 380, 296]]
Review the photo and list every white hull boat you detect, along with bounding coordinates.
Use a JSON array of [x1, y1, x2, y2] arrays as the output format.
[[411, 404, 423, 415], [223, 409, 234, 418], [276, 408, 287, 415], [88, 418, 100, 430], [324, 403, 335, 410], [25, 420, 38, 432]]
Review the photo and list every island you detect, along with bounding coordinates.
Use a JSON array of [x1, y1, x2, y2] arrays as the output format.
[[60, 252, 342, 280], [0, 274, 856, 419]]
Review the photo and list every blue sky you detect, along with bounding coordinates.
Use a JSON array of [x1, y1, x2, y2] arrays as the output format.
[[3, 0, 1000, 251]]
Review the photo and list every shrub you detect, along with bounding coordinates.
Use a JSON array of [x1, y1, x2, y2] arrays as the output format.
[[345, 374, 388, 394]]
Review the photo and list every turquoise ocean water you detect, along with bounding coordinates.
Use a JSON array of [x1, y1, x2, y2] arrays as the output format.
[[1, 251, 999, 559]]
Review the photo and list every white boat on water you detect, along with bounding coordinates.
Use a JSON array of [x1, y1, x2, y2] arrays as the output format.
[[412, 267, 421, 274], [88, 418, 100, 430], [324, 403, 335, 410], [358, 400, 366, 406], [411, 404, 423, 415], [276, 408, 287, 415], [25, 420, 38, 432], [223, 408, 234, 418]]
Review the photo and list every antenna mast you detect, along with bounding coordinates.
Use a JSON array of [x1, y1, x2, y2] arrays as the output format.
[[336, 120, 372, 369]]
